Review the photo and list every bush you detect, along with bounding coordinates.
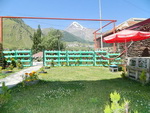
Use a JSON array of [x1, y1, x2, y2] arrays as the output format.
[[3, 58, 7, 69], [17, 59, 23, 69], [7, 64, 14, 70], [104, 91, 138, 113], [120, 70, 127, 79], [0, 66, 2, 73], [139, 70, 147, 86], [11, 58, 16, 67], [0, 82, 11, 107]]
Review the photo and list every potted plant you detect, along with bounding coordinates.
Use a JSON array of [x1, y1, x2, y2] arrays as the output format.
[[22, 71, 39, 86]]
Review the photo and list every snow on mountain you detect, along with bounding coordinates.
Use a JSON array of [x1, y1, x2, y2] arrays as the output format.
[[65, 21, 95, 42], [66, 21, 85, 30]]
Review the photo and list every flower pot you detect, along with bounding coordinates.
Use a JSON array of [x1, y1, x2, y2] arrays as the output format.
[[2, 70, 13, 74], [25, 80, 39, 86], [39, 71, 47, 74]]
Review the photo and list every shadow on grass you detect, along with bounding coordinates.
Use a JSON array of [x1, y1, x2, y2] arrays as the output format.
[[1, 78, 150, 113], [12, 77, 149, 92]]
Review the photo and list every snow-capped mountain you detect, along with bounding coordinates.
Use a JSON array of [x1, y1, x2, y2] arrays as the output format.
[[65, 21, 95, 42], [66, 21, 85, 30]]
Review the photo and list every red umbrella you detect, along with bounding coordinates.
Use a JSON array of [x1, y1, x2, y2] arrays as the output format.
[[103, 30, 150, 43]]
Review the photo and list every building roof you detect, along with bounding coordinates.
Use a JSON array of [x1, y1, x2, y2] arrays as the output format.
[[33, 52, 43, 58], [126, 18, 150, 31], [98, 18, 148, 40]]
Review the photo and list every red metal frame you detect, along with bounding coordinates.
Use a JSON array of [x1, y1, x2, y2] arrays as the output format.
[[93, 21, 116, 50], [0, 16, 117, 50], [0, 16, 116, 21]]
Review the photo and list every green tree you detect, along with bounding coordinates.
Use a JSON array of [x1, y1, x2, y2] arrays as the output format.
[[41, 29, 65, 50], [32, 25, 42, 54]]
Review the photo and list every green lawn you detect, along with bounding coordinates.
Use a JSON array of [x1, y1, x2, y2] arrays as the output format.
[[0, 67, 150, 113]]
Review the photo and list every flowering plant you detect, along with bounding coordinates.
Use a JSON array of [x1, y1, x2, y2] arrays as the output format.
[[23, 71, 38, 82]]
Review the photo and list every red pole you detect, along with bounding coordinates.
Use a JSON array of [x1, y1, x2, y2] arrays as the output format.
[[94, 33, 97, 50], [113, 22, 116, 52], [2, 16, 117, 22], [0, 17, 3, 43], [0, 16, 117, 50], [93, 21, 113, 34]]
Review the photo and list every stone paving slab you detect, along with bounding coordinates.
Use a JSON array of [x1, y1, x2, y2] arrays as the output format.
[[0, 65, 42, 89]]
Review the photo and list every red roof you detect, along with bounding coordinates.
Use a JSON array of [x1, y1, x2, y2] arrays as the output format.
[[33, 52, 43, 58], [127, 18, 150, 31]]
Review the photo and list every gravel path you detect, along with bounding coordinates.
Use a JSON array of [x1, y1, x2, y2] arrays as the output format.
[[0, 63, 43, 89]]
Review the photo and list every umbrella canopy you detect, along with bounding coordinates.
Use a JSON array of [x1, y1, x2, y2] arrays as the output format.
[[103, 30, 150, 43]]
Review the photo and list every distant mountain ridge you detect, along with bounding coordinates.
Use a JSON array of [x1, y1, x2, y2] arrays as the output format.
[[42, 28, 92, 44], [61, 31, 92, 44], [3, 19, 93, 50]]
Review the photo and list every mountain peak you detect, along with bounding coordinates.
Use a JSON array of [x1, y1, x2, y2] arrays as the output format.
[[67, 21, 85, 30], [65, 21, 95, 42]]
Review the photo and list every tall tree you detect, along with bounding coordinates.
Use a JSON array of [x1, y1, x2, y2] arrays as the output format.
[[36, 25, 42, 42], [32, 25, 42, 53], [41, 29, 65, 50]]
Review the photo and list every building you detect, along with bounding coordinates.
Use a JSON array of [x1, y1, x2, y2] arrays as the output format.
[[124, 18, 150, 57], [95, 18, 150, 57]]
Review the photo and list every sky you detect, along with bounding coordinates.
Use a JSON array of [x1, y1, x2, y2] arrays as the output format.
[[0, 0, 149, 31]]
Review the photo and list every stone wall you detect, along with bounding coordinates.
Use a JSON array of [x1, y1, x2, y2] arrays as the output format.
[[119, 38, 150, 57]]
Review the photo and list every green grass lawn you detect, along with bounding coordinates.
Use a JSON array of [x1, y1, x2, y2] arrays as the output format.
[[0, 67, 150, 113]]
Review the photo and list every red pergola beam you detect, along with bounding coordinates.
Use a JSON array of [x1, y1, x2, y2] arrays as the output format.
[[93, 21, 114, 34], [0, 16, 117, 22], [0, 16, 117, 44], [93, 20, 116, 50]]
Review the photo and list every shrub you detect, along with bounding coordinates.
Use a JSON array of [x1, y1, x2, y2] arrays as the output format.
[[11, 58, 16, 67], [7, 64, 14, 70], [17, 59, 23, 69], [104, 91, 138, 113], [0, 66, 2, 73], [139, 70, 147, 86], [0, 82, 11, 107], [120, 70, 127, 79], [3, 58, 7, 69]]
